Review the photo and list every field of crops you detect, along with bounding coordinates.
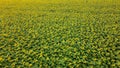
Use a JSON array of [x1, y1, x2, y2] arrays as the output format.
[[0, 0, 120, 68]]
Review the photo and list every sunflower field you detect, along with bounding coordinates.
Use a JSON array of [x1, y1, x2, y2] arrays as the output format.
[[0, 0, 120, 68]]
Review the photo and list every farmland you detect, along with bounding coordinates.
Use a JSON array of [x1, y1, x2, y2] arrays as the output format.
[[0, 0, 120, 68]]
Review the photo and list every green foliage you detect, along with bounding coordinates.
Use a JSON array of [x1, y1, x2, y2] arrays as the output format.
[[0, 0, 120, 68]]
